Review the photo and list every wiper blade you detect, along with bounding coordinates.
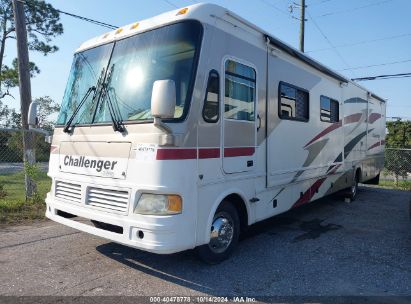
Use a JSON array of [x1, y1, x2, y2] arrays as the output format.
[[63, 86, 96, 133], [101, 64, 126, 133], [63, 68, 106, 134], [105, 88, 125, 133]]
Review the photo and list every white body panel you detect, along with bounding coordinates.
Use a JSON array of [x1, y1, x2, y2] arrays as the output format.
[[45, 4, 386, 254]]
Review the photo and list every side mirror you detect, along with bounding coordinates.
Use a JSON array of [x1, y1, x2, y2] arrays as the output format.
[[151, 80, 176, 119], [28, 101, 38, 127]]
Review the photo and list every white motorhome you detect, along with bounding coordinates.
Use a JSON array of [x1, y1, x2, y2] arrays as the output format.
[[34, 4, 386, 263]]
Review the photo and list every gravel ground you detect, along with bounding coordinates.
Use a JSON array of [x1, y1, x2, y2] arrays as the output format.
[[0, 186, 410, 300]]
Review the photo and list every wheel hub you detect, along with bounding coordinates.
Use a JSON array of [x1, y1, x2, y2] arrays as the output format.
[[209, 216, 234, 254]]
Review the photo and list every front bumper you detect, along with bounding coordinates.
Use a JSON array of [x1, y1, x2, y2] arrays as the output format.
[[45, 193, 195, 254]]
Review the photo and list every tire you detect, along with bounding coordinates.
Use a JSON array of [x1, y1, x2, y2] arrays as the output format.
[[197, 201, 240, 264], [348, 171, 360, 201]]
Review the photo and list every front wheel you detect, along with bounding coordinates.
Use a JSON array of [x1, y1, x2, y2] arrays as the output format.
[[196, 201, 240, 264]]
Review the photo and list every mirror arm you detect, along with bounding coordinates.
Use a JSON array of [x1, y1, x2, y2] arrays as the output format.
[[28, 126, 50, 136], [153, 117, 173, 134]]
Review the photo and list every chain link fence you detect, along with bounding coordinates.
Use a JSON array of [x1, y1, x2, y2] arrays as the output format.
[[0, 129, 51, 223], [0, 128, 50, 174], [381, 148, 411, 183]]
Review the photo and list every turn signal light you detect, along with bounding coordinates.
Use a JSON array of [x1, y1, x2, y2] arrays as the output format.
[[167, 195, 183, 213]]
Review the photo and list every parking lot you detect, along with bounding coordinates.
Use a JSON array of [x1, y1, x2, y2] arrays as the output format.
[[0, 186, 410, 299]]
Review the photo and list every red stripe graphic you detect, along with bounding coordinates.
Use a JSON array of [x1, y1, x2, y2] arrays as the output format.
[[199, 148, 220, 159], [50, 145, 59, 153], [344, 113, 363, 124], [304, 121, 342, 148], [224, 147, 255, 157], [292, 164, 340, 209], [368, 141, 381, 151], [381, 139, 386, 145], [368, 113, 382, 124], [304, 112, 364, 148], [156, 149, 197, 160], [292, 178, 327, 209], [156, 147, 253, 160]]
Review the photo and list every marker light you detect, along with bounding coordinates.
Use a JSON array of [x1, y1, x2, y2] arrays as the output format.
[[102, 33, 109, 39], [130, 22, 139, 30], [176, 8, 188, 15], [115, 28, 123, 34], [135, 194, 182, 215]]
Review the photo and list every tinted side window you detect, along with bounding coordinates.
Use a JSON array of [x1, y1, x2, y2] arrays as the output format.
[[224, 60, 256, 121], [202, 70, 220, 123], [279, 82, 309, 121], [320, 95, 339, 123]]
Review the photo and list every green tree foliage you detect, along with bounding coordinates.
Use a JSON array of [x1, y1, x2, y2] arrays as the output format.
[[35, 95, 60, 131], [386, 120, 411, 148], [0, 0, 63, 99]]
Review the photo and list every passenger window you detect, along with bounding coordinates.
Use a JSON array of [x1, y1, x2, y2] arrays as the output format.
[[224, 60, 256, 121], [279, 82, 309, 122], [202, 70, 220, 123], [320, 95, 339, 123]]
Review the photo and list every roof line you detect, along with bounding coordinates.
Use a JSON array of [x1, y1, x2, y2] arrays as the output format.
[[265, 34, 348, 83], [223, 10, 386, 102]]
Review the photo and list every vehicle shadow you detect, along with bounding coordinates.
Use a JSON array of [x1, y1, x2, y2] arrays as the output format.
[[96, 192, 349, 298]]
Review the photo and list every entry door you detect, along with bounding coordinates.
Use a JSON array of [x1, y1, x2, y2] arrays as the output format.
[[222, 59, 257, 174]]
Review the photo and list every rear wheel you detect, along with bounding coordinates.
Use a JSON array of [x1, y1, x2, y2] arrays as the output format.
[[348, 171, 360, 201], [197, 201, 240, 264]]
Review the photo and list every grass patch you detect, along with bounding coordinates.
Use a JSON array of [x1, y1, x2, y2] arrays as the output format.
[[378, 179, 411, 191], [0, 171, 51, 225]]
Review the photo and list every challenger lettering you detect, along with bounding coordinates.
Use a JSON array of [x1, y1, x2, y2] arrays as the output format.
[[63, 155, 117, 172]]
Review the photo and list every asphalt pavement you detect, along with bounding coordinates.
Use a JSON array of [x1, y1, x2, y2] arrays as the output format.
[[0, 186, 410, 299]]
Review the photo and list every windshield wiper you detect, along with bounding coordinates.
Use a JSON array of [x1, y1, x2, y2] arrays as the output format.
[[100, 64, 126, 133], [63, 68, 106, 134]]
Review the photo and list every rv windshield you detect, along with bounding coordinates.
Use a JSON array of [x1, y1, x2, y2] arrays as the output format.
[[56, 21, 202, 126]]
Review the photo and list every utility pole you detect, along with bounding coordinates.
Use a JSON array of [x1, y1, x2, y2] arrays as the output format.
[[12, 0, 37, 198], [290, 0, 307, 52], [299, 0, 306, 52]]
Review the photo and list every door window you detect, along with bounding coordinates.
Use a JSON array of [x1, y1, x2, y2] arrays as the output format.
[[224, 60, 256, 121]]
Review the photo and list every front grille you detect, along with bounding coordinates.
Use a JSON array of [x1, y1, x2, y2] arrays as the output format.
[[86, 187, 129, 213], [55, 181, 82, 204]]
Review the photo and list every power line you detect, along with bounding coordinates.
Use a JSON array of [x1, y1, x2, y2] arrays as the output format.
[[339, 58, 411, 71], [18, 0, 118, 30], [310, 0, 335, 7], [306, 10, 355, 77], [306, 33, 411, 53], [317, 0, 393, 18], [161, 0, 178, 9], [352, 72, 411, 81], [259, 0, 291, 16]]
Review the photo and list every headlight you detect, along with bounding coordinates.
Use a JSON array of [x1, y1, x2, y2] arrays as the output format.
[[134, 194, 182, 215]]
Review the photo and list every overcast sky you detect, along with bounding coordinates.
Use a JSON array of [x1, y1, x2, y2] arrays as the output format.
[[4, 0, 411, 119]]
